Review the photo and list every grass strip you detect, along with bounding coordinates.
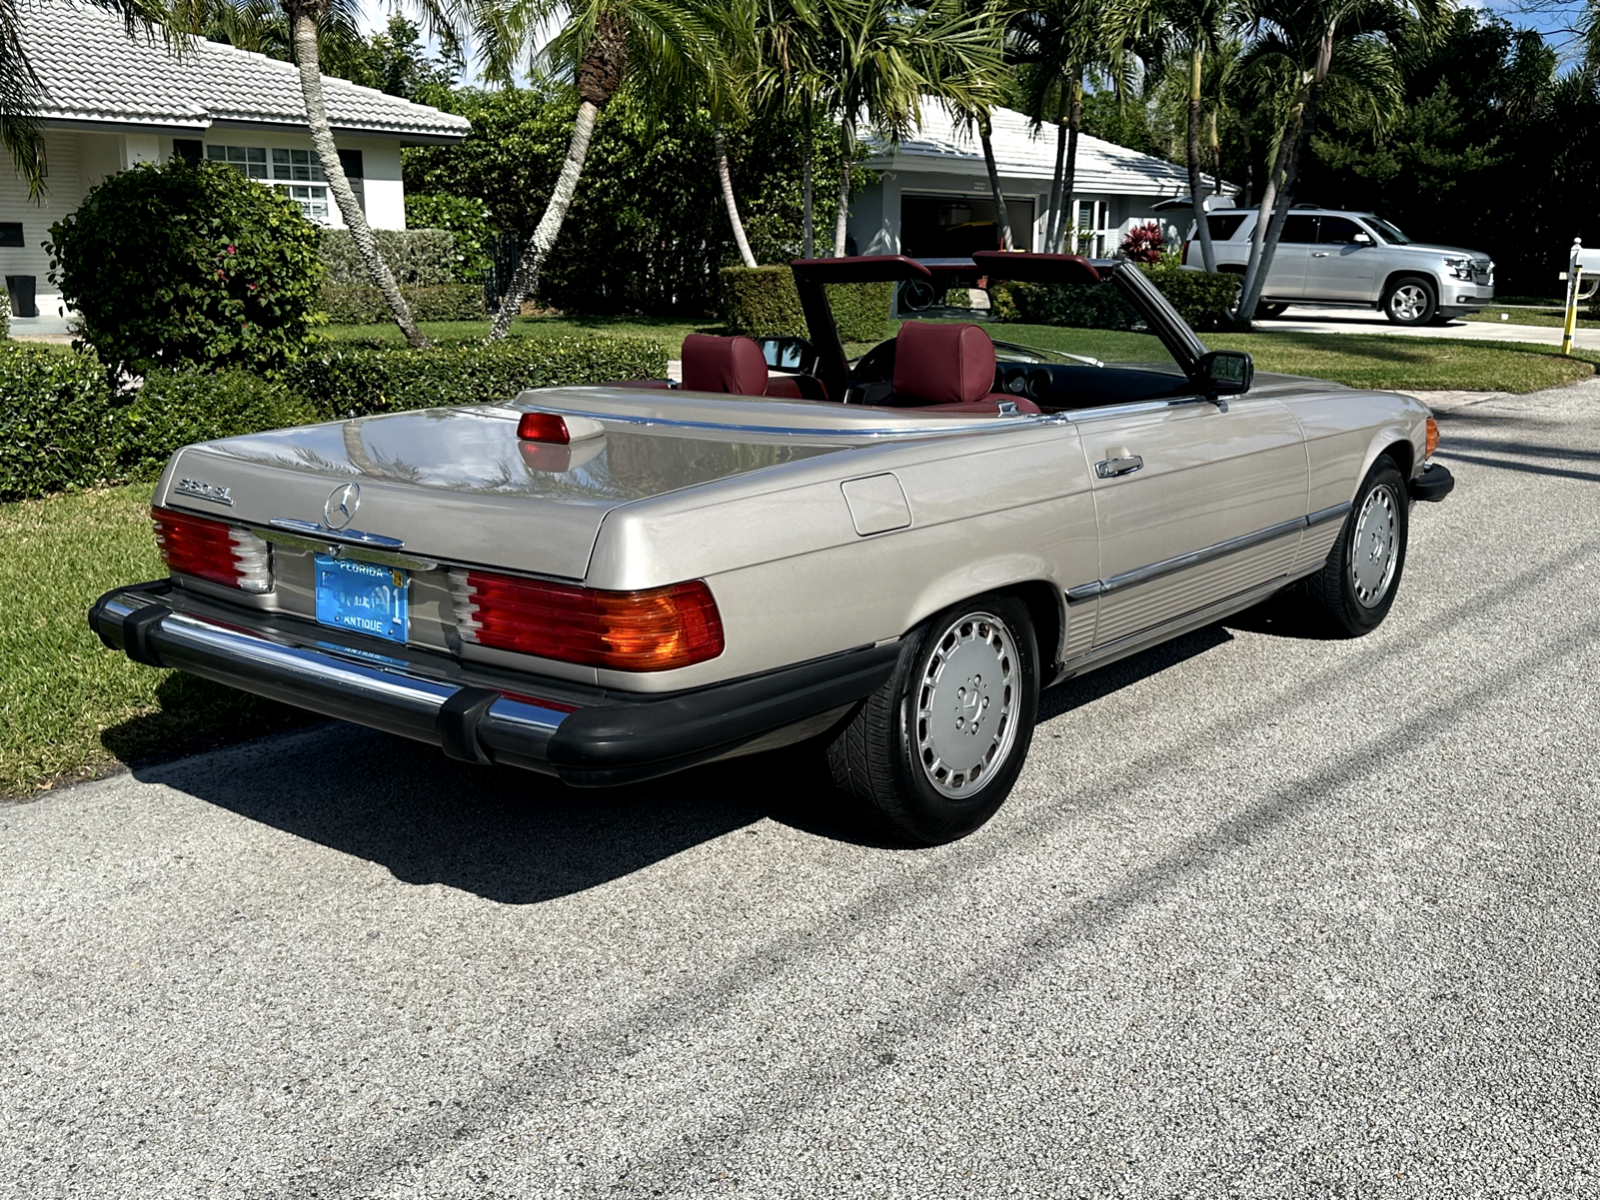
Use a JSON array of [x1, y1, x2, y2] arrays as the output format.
[[0, 485, 311, 798]]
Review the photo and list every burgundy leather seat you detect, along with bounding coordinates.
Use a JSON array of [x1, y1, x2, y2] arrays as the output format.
[[890, 322, 1040, 414], [681, 334, 770, 395]]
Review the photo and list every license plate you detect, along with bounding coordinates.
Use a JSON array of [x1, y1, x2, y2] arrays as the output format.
[[314, 554, 408, 644]]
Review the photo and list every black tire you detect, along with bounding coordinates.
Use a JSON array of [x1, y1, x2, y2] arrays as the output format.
[[1257, 302, 1289, 319], [1298, 455, 1409, 637], [1382, 276, 1437, 326], [826, 594, 1040, 846]]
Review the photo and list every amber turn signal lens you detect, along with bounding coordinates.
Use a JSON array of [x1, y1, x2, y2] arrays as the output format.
[[1425, 416, 1440, 460]]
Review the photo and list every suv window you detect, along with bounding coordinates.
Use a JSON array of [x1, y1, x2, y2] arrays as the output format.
[[1206, 214, 1248, 240], [1280, 215, 1319, 244], [1317, 216, 1366, 244]]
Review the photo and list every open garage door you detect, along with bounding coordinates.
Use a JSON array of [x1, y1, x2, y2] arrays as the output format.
[[900, 194, 1035, 257]]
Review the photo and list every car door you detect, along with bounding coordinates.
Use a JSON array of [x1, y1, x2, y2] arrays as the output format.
[[1070, 394, 1310, 650], [1261, 214, 1318, 300], [1305, 215, 1378, 302]]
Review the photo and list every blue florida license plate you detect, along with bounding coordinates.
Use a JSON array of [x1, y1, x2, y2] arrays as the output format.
[[314, 554, 408, 644]]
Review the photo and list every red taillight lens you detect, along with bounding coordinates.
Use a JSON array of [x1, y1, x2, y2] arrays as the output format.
[[517, 412, 570, 443], [152, 507, 272, 593], [451, 570, 724, 671]]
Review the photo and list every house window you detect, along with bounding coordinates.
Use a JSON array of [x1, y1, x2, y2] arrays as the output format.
[[173, 139, 203, 164], [1073, 200, 1111, 257], [208, 144, 332, 224], [207, 144, 268, 179]]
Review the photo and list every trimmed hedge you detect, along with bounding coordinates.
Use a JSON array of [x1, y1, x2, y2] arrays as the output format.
[[3, 336, 668, 501], [721, 266, 894, 342], [319, 228, 458, 287], [320, 284, 486, 324], [284, 336, 667, 418], [0, 345, 117, 501], [721, 266, 805, 337], [992, 265, 1242, 333], [117, 370, 321, 479]]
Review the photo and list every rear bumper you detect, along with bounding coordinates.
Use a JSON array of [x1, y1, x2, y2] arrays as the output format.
[[88, 582, 900, 788], [1409, 462, 1455, 503]]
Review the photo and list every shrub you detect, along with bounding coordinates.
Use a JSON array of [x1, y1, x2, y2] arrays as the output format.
[[285, 335, 669, 418], [1140, 264, 1240, 331], [991, 267, 1241, 332], [320, 284, 486, 324], [721, 266, 805, 336], [47, 159, 323, 376], [1121, 222, 1164, 264], [0, 345, 117, 501], [116, 370, 322, 479], [404, 194, 496, 283], [320, 228, 458, 287], [827, 281, 895, 342]]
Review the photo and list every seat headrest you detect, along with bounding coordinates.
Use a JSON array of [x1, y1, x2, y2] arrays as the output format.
[[891, 323, 996, 406], [681, 334, 769, 396]]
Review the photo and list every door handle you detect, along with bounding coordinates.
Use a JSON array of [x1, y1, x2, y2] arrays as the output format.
[[1096, 454, 1144, 479], [1312, 251, 1331, 258]]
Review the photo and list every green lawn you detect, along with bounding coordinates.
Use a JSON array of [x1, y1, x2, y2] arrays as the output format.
[[0, 486, 310, 798], [1461, 305, 1599, 329]]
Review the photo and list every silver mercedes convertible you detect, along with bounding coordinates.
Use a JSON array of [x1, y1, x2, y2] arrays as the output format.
[[90, 251, 1454, 845]]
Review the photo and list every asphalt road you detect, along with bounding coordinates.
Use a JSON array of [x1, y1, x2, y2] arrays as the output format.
[[5, 381, 1600, 1199]]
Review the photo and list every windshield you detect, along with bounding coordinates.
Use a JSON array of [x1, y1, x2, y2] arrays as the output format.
[[890, 278, 1185, 373], [1365, 217, 1412, 245]]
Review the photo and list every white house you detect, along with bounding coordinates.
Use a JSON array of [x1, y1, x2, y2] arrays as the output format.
[[850, 102, 1225, 260], [6, 0, 469, 322]]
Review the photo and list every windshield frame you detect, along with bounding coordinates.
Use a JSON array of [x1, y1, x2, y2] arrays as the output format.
[[1363, 216, 1413, 245]]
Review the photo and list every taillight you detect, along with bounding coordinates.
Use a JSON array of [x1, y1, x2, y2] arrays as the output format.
[[450, 570, 724, 671], [1425, 416, 1440, 460], [152, 507, 272, 593], [518, 412, 570, 443]]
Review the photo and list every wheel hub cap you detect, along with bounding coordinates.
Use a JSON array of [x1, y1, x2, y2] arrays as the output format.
[[1392, 287, 1426, 321], [916, 613, 1019, 798], [1350, 484, 1399, 607]]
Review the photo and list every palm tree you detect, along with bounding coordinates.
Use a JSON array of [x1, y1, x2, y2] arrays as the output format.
[[1144, 0, 1239, 272], [807, 0, 1005, 257], [1233, 0, 1438, 321], [168, 0, 437, 347], [948, 0, 1016, 251], [479, 0, 726, 339], [1, 0, 169, 195], [753, 0, 829, 257], [1007, 0, 1140, 253]]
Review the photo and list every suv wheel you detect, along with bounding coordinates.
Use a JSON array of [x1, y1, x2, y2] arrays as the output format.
[[1383, 276, 1437, 326], [1257, 303, 1289, 319]]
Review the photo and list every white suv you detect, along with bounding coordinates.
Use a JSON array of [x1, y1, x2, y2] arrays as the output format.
[[1182, 207, 1495, 325]]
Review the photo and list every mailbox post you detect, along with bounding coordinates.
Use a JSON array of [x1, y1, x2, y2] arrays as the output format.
[[1560, 238, 1600, 355]]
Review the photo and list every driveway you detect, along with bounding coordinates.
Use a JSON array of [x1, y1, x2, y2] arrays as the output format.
[[4, 382, 1600, 1198], [1269, 304, 1600, 350]]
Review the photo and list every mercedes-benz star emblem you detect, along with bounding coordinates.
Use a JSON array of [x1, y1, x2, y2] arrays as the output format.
[[324, 482, 361, 530]]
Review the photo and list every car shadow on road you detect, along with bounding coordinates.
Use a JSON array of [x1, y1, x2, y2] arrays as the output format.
[[119, 625, 1249, 903], [124, 712, 877, 904]]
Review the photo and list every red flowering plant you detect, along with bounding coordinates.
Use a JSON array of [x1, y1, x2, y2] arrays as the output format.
[[1120, 222, 1165, 264]]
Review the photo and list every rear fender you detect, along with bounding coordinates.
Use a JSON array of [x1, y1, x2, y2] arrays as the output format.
[[900, 555, 1071, 667]]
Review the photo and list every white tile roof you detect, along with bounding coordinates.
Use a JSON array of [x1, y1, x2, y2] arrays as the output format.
[[19, 0, 470, 140], [866, 101, 1195, 198]]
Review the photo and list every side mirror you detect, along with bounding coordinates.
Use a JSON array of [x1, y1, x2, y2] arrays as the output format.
[[1352, 232, 1374, 245], [753, 336, 818, 375], [1197, 349, 1253, 397]]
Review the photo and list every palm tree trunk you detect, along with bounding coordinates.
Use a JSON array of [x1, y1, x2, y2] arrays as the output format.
[[715, 125, 757, 268], [979, 119, 1013, 251], [802, 122, 814, 258], [1062, 78, 1082, 253], [1044, 102, 1067, 250], [1236, 126, 1294, 319], [833, 121, 853, 257], [489, 13, 625, 340], [1187, 46, 1217, 273], [1240, 68, 1328, 321], [288, 9, 427, 348]]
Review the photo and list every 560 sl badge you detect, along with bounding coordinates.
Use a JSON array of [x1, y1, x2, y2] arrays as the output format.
[[174, 477, 234, 507]]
